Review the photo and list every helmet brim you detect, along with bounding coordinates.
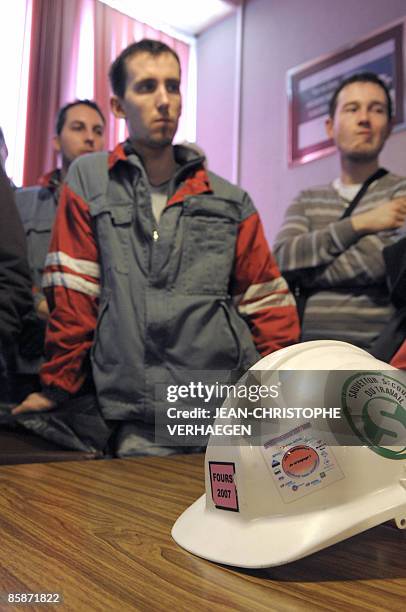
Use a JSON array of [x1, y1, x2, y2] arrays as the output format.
[[172, 487, 405, 568]]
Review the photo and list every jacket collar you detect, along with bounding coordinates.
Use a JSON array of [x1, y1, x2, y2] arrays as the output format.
[[38, 168, 62, 191], [107, 140, 213, 203]]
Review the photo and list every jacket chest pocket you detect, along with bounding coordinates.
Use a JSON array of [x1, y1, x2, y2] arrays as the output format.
[[177, 202, 239, 295], [90, 204, 133, 274]]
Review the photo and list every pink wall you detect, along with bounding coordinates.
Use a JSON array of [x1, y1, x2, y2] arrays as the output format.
[[196, 13, 238, 181], [196, 0, 406, 244]]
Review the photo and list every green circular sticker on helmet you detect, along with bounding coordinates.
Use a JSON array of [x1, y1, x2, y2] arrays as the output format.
[[341, 372, 406, 460]]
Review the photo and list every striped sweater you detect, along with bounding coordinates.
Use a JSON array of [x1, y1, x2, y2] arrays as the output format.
[[274, 173, 406, 350]]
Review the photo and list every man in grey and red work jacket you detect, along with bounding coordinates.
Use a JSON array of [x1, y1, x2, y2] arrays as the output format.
[[14, 39, 299, 455], [15, 100, 105, 373]]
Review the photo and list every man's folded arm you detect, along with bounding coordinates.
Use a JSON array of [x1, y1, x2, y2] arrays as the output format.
[[307, 229, 402, 289], [273, 192, 361, 280]]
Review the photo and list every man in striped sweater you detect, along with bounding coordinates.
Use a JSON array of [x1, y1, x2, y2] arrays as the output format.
[[13, 39, 299, 455], [274, 73, 406, 351]]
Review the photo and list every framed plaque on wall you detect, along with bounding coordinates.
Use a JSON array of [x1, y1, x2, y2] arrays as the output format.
[[287, 20, 405, 166]]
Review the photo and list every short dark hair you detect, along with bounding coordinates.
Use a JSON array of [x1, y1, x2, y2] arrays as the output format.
[[328, 72, 393, 120], [55, 99, 106, 135], [109, 38, 181, 98]]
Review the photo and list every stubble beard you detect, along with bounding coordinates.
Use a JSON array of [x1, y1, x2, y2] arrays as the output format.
[[343, 140, 385, 165], [148, 135, 174, 149], [345, 150, 380, 164], [147, 125, 177, 149]]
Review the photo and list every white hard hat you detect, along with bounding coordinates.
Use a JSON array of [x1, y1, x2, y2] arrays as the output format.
[[172, 340, 406, 568]]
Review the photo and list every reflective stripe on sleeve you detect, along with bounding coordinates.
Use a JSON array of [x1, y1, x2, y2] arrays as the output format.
[[42, 272, 100, 297], [233, 278, 288, 305], [237, 291, 296, 316], [45, 251, 100, 278]]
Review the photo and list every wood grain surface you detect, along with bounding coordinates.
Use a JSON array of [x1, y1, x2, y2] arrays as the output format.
[[0, 454, 404, 611]]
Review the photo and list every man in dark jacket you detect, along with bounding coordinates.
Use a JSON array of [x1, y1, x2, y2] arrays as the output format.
[[0, 166, 33, 396]]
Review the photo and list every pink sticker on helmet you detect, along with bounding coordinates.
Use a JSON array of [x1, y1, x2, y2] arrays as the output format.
[[209, 461, 239, 512]]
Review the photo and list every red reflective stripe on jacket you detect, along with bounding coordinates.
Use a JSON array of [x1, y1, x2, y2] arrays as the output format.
[[46, 184, 99, 263], [40, 183, 99, 393], [232, 212, 300, 355], [232, 212, 281, 294]]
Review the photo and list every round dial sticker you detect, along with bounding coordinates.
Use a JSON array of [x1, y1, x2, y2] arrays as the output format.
[[282, 445, 319, 478]]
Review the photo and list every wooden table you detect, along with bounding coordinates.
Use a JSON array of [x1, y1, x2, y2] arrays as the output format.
[[0, 455, 404, 611]]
